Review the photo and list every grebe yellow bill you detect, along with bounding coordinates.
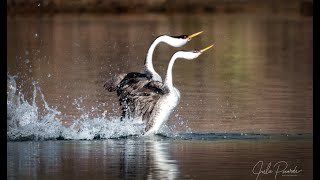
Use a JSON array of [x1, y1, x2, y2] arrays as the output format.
[[104, 31, 203, 119], [122, 44, 214, 135]]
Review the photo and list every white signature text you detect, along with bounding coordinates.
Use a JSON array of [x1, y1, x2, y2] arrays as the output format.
[[252, 160, 302, 180]]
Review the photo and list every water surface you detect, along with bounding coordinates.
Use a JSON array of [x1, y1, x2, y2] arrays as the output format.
[[7, 13, 313, 133], [7, 136, 313, 180]]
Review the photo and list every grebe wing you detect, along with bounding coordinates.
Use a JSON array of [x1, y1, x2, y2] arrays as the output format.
[[104, 73, 127, 92], [113, 72, 152, 119], [119, 72, 152, 85], [117, 73, 152, 105], [113, 73, 167, 122], [116, 72, 152, 94], [129, 90, 162, 126], [144, 81, 169, 95], [103, 71, 151, 93], [126, 81, 169, 126]]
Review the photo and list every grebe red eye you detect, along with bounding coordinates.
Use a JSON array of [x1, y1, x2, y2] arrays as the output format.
[[184, 35, 187, 39]]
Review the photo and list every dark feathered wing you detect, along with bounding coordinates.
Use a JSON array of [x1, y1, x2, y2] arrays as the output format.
[[104, 72, 152, 118], [104, 71, 168, 132], [104, 73, 127, 92], [126, 81, 169, 132], [117, 73, 168, 121]]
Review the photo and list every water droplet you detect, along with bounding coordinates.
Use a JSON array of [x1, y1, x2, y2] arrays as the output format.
[[35, 33, 38, 38], [38, 3, 40, 7], [48, 74, 51, 78]]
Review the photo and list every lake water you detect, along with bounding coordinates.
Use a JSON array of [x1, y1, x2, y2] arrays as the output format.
[[7, 13, 312, 179]]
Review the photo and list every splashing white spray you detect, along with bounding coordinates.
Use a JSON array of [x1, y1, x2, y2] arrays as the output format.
[[7, 75, 147, 140]]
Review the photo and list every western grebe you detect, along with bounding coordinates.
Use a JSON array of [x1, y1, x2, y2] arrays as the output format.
[[105, 31, 203, 117], [124, 45, 214, 135]]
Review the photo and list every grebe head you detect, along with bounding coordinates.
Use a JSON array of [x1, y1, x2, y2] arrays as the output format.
[[163, 31, 203, 47], [175, 44, 214, 60]]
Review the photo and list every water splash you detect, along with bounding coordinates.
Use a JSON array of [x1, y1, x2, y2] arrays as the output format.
[[7, 75, 62, 140], [7, 75, 147, 141]]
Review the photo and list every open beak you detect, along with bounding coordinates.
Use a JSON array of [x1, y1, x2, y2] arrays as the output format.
[[187, 31, 203, 40], [200, 44, 214, 53]]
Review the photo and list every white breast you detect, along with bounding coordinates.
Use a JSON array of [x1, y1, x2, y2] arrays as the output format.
[[144, 89, 180, 135], [173, 87, 180, 100]]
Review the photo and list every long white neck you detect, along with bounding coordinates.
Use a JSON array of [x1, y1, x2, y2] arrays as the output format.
[[164, 53, 179, 90], [144, 37, 160, 72], [144, 36, 175, 82]]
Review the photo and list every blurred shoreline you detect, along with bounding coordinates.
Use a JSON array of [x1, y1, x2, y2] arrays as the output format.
[[7, 0, 312, 16]]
